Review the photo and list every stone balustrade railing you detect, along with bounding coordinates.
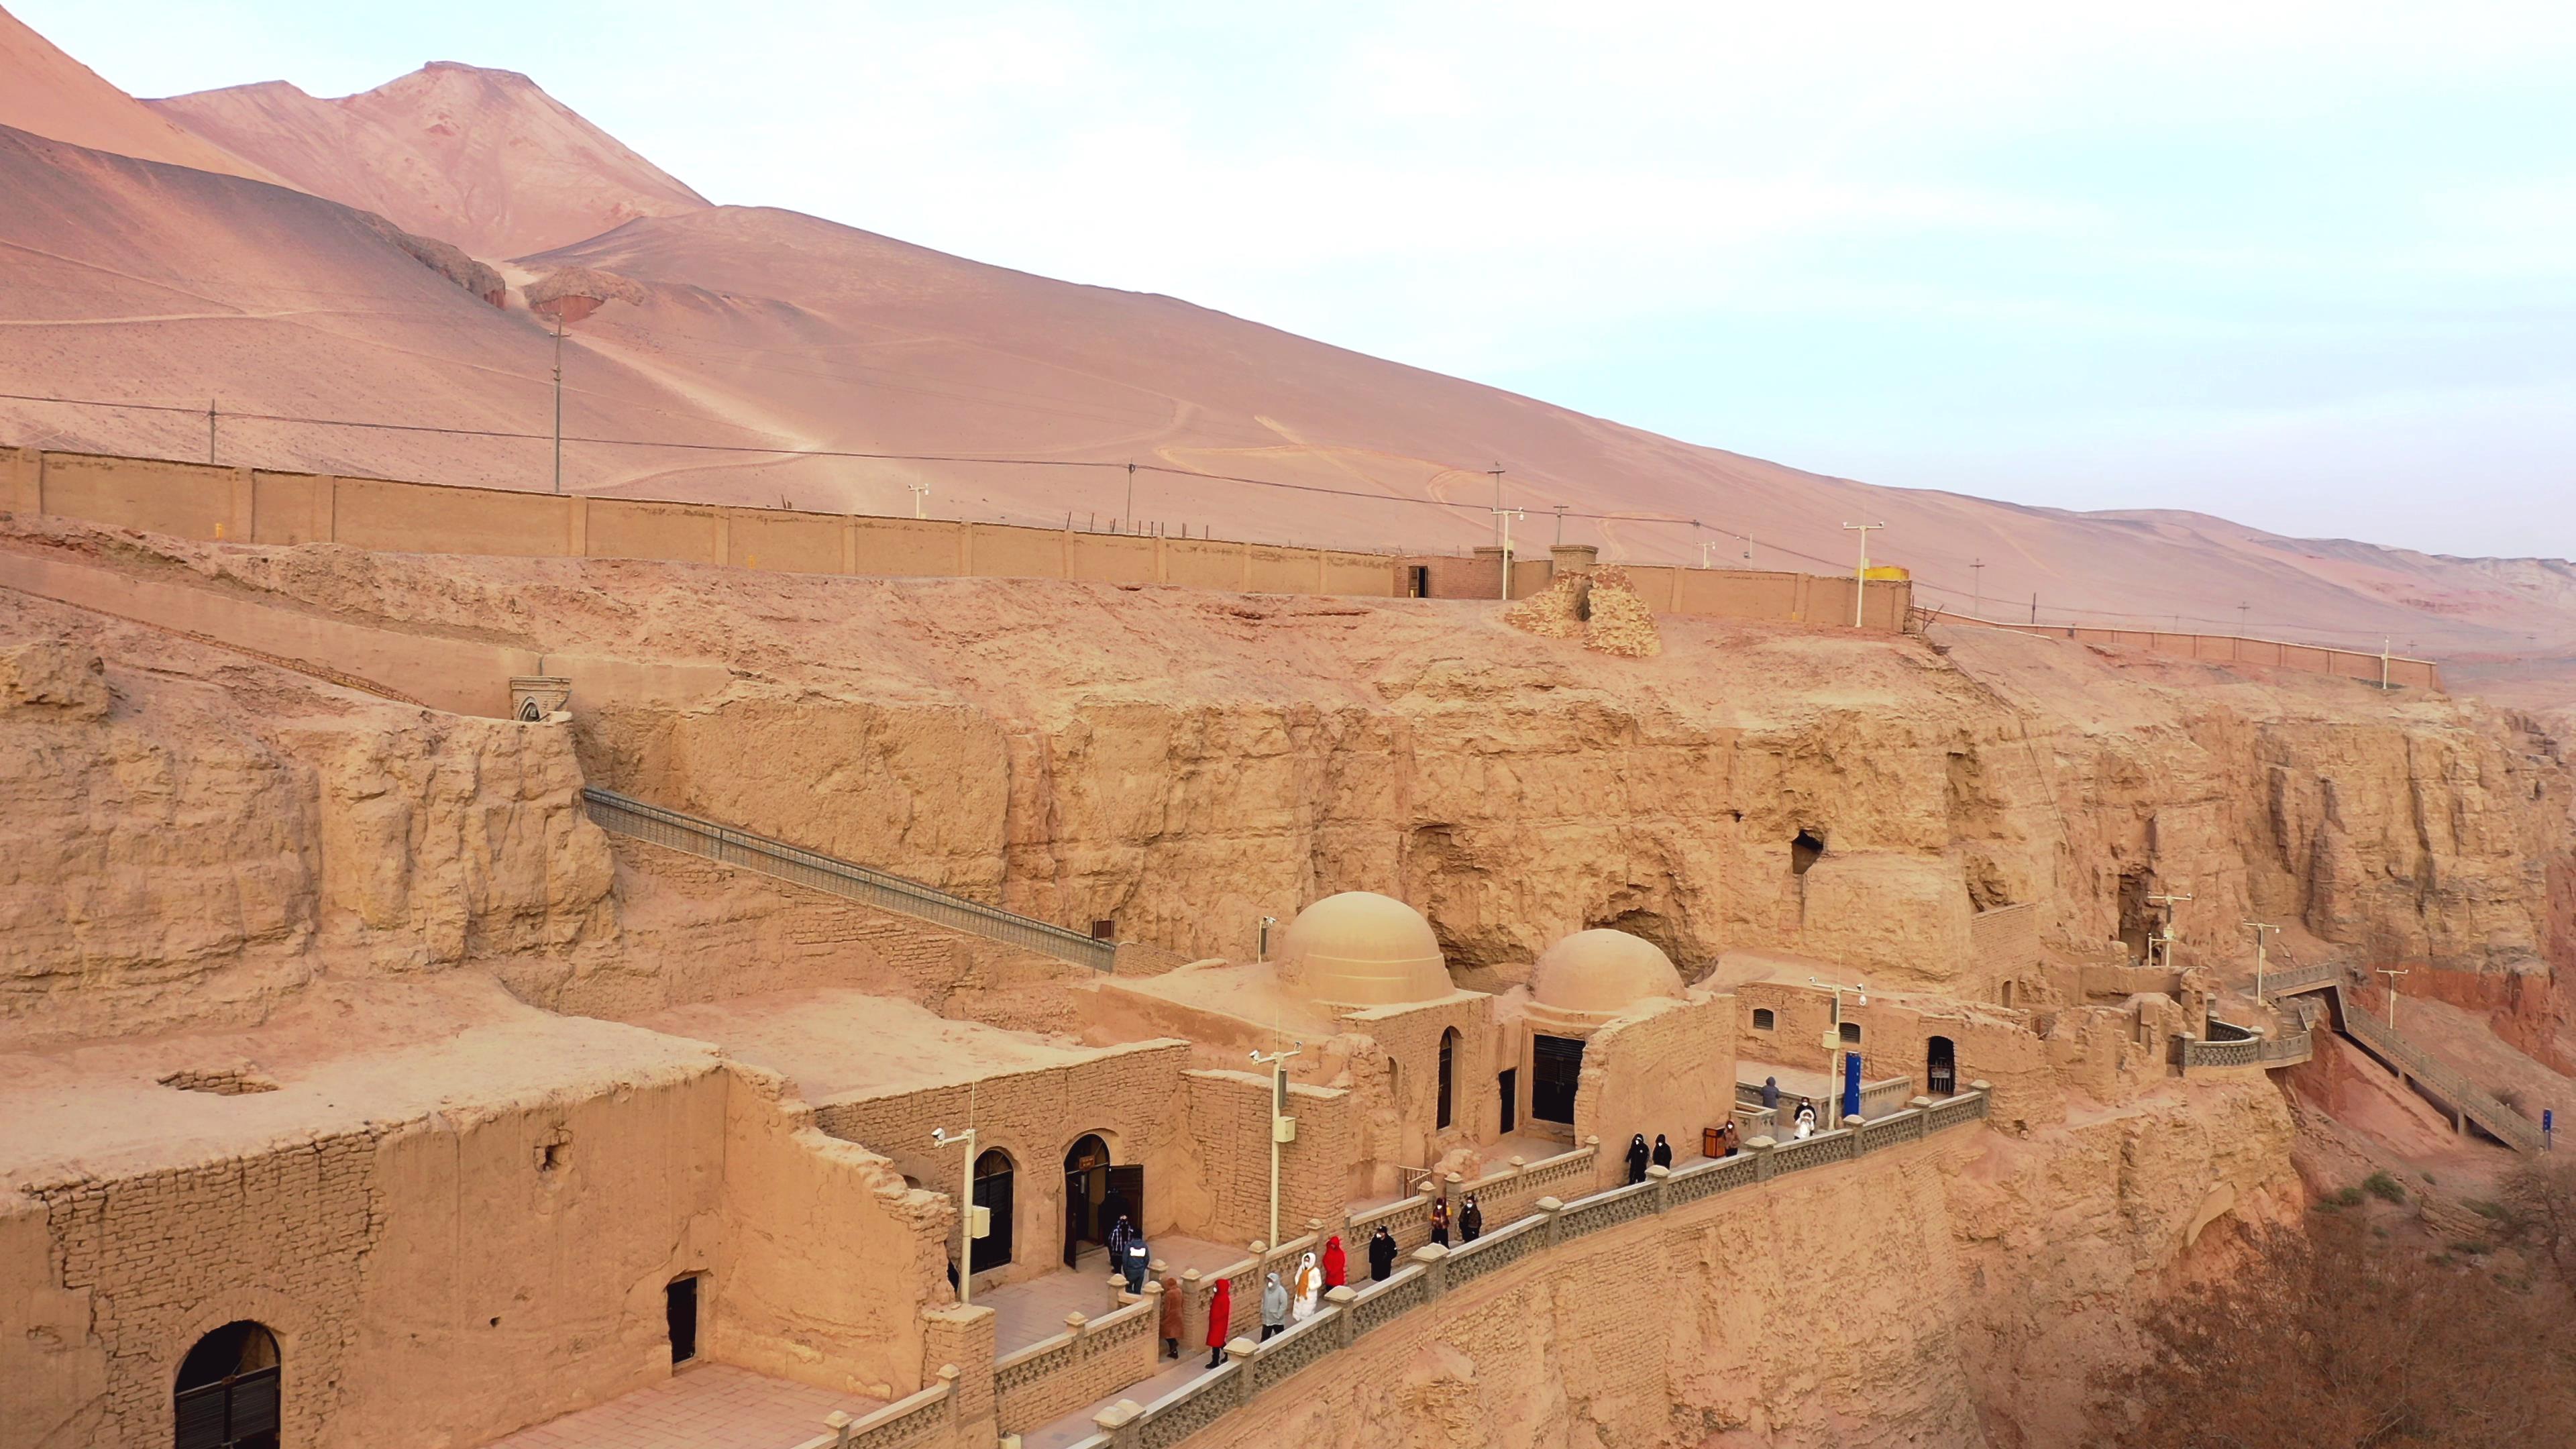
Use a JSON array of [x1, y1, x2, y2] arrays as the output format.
[[993, 1293, 1161, 1435], [1057, 1086, 1993, 1449], [786, 1366, 956, 1449], [1446, 1140, 1598, 1228]]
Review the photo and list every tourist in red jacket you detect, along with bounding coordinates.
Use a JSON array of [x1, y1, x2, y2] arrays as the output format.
[[1322, 1234, 1346, 1290], [1204, 1277, 1232, 1368]]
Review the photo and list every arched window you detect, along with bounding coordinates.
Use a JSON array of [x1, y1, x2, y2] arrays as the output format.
[[174, 1321, 279, 1449], [1926, 1036, 1957, 1097], [972, 1148, 1016, 1273], [1752, 1008, 1776, 1031], [1839, 1020, 1862, 1045], [1436, 1028, 1458, 1130]]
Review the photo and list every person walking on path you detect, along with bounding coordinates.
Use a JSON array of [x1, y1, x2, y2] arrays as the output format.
[[1626, 1134, 1651, 1184], [1107, 1214, 1138, 1263], [1120, 1230, 1151, 1295], [1291, 1251, 1322, 1321], [1430, 1196, 1452, 1247], [1761, 1076, 1780, 1113], [1205, 1277, 1234, 1367], [1716, 1120, 1740, 1157], [1259, 1271, 1289, 1340], [1157, 1272, 1183, 1360], [1793, 1097, 1818, 1139], [1652, 1134, 1674, 1169], [1458, 1193, 1483, 1244], [1322, 1234, 1347, 1290], [1368, 1226, 1398, 1282]]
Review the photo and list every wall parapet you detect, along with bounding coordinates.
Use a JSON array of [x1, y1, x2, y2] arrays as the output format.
[[1049, 1086, 1991, 1449], [784, 1364, 956, 1449], [1936, 613, 2445, 693], [992, 1295, 1159, 1435]]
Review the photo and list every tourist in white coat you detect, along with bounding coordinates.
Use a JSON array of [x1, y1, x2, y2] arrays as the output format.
[[1290, 1251, 1322, 1321]]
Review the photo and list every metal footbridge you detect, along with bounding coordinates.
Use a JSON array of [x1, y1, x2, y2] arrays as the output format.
[[2259, 961, 2544, 1152]]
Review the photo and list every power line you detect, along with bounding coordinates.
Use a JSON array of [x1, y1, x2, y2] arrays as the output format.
[[0, 386, 2451, 648]]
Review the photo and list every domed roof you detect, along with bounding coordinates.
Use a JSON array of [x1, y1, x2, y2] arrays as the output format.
[[1278, 892, 1452, 1007], [1529, 929, 1684, 1014]]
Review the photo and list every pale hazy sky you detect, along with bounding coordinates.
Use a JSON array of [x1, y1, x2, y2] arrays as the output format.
[[20, 1, 2575, 557]]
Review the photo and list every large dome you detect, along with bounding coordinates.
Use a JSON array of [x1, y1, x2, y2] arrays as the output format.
[[1529, 929, 1684, 1015], [1278, 892, 1452, 1007]]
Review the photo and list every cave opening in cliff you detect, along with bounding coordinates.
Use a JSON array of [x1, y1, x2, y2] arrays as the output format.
[[2117, 871, 2153, 960], [1790, 829, 1825, 876]]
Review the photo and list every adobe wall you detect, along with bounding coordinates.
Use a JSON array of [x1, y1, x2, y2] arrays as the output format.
[[1180, 1070, 1357, 1249], [1571, 992, 1737, 1187], [3, 446, 1917, 639], [812, 1041, 1195, 1287], [1974, 618, 2445, 692], [1337, 994, 1497, 1194], [0, 1063, 943, 1449], [1731, 984, 2062, 1127]]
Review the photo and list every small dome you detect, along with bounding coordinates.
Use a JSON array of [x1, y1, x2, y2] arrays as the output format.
[[1529, 929, 1683, 1014], [1279, 892, 1451, 1007]]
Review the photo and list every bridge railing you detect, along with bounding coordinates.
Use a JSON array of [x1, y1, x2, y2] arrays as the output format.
[[582, 788, 1116, 971]]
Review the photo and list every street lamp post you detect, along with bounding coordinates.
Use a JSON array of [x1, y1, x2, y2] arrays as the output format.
[[2376, 968, 2410, 1028], [1490, 508, 1526, 601], [1247, 1042, 1303, 1249], [2243, 920, 2280, 1006], [930, 1118, 983, 1306], [1807, 975, 1866, 1128], [2145, 890, 2194, 971]]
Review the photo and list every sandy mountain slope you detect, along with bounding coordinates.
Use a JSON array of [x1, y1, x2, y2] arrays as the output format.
[[0, 4, 279, 184], [150, 62, 710, 260], [1, 7, 2569, 680]]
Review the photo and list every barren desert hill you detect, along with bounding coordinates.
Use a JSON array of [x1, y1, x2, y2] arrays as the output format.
[[150, 61, 711, 260], [0, 3, 280, 184], [1, 4, 2571, 682]]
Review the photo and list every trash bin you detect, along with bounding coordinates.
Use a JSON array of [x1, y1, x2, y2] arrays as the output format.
[[1702, 1125, 1723, 1159]]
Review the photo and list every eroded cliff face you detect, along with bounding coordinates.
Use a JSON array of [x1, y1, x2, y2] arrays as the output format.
[[0, 600, 614, 1044]]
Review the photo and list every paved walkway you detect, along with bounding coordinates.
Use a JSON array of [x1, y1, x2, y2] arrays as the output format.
[[980, 1235, 1244, 1355], [480, 1362, 884, 1449]]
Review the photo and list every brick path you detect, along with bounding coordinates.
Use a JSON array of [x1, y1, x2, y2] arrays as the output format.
[[981, 1236, 1244, 1354], [480, 1363, 885, 1449]]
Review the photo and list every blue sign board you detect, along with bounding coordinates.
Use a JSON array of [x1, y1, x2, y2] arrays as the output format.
[[1842, 1051, 1862, 1120]]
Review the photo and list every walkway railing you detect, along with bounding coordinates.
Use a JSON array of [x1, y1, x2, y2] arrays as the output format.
[[2257, 973, 2543, 1153], [581, 788, 1116, 971], [785, 1366, 955, 1449], [1061, 1086, 1992, 1449]]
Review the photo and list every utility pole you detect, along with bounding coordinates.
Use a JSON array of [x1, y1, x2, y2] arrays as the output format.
[[1487, 464, 1506, 544], [207, 398, 217, 465], [2243, 920, 2279, 1004], [550, 312, 566, 494], [2380, 638, 2392, 691], [930, 1101, 983, 1306], [1701, 541, 1718, 568], [2145, 890, 2194, 971], [1491, 508, 1525, 600], [908, 481, 930, 519], [1124, 462, 1136, 531], [2238, 602, 2251, 635], [1248, 1042, 1303, 1249], [1808, 975, 1866, 1129], [1971, 558, 1984, 618], [1553, 504, 1566, 547], [2029, 592, 2039, 625], [2376, 968, 2408, 1027], [1841, 522, 1886, 628]]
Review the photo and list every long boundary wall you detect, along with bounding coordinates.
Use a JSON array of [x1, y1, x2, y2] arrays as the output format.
[[1955, 615, 2443, 692], [1, 445, 1910, 631]]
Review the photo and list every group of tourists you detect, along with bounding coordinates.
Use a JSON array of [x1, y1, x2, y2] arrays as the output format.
[[1621, 1132, 1680, 1183], [1192, 1231, 1362, 1365], [1107, 1214, 1152, 1294], [1756, 1075, 1821, 1140], [1426, 1192, 1486, 1246]]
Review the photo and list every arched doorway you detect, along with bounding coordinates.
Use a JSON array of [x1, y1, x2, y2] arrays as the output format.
[[1927, 1036, 1957, 1097], [1061, 1133, 1141, 1267], [972, 1148, 1016, 1273], [174, 1321, 279, 1449], [1436, 1028, 1458, 1130]]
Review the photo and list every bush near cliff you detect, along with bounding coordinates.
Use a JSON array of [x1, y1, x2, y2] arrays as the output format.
[[2088, 1216, 2576, 1448]]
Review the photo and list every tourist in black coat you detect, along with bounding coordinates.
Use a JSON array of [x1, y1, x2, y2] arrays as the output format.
[[1368, 1226, 1399, 1281], [1651, 1134, 1674, 1169], [1625, 1133, 1651, 1184]]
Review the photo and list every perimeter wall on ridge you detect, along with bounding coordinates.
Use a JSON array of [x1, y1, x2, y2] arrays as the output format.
[[0, 445, 1911, 631], [1964, 617, 2444, 692]]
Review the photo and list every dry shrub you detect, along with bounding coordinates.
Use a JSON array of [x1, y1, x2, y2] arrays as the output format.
[[2498, 1154, 2576, 1293], [2088, 1214, 2576, 1448]]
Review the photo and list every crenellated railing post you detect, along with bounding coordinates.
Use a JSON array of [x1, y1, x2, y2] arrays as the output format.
[[1412, 1241, 1451, 1298], [1534, 1195, 1565, 1250], [1746, 1135, 1778, 1182], [1646, 1163, 1671, 1214], [1324, 1285, 1357, 1348], [1225, 1338, 1258, 1406]]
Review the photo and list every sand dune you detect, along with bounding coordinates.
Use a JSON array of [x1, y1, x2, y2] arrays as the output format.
[[1, 3, 2570, 679], [152, 62, 708, 260], [0, 5, 280, 183]]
